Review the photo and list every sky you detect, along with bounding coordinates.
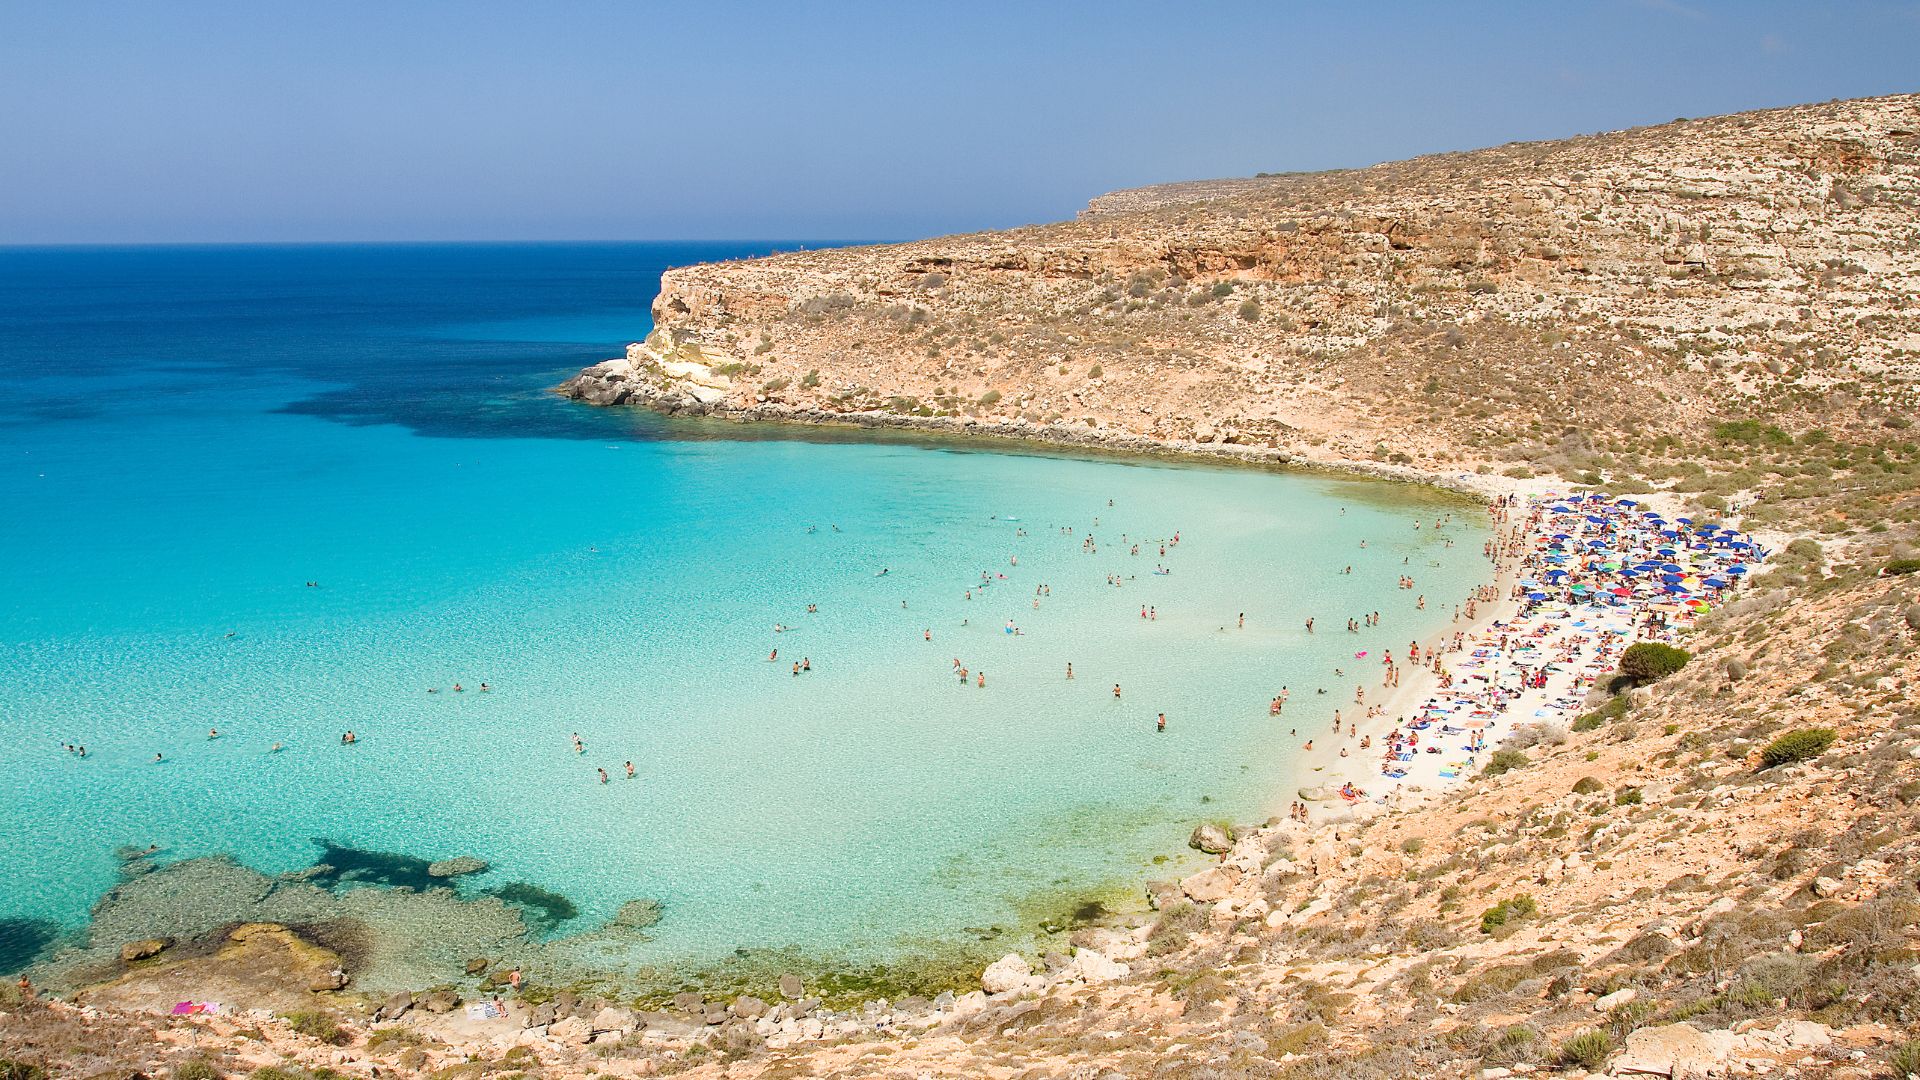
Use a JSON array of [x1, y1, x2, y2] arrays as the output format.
[[1, 1, 1915, 245]]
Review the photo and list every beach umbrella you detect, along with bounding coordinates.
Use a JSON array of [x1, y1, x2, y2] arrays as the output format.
[[1527, 591, 1548, 600], [1676, 517, 1693, 524], [1663, 584, 1689, 594], [1610, 586, 1632, 597], [1587, 539, 1607, 548], [1729, 541, 1752, 550], [1586, 515, 1607, 524], [1570, 583, 1590, 593], [1727, 565, 1748, 575], [1618, 499, 1638, 506], [1661, 563, 1684, 572], [1657, 547, 1677, 556]]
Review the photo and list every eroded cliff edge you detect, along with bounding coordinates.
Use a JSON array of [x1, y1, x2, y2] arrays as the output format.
[[562, 93, 1919, 479]]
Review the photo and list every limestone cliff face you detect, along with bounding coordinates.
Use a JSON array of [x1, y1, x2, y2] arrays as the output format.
[[562, 94, 1920, 470]]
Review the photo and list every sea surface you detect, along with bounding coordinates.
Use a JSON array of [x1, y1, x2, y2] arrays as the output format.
[[0, 243, 1489, 983]]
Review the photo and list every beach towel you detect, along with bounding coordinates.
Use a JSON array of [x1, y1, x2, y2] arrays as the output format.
[[466, 1001, 507, 1021], [171, 1001, 221, 1016]]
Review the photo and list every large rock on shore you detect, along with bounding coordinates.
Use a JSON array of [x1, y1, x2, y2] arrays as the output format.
[[981, 953, 1033, 995], [78, 923, 347, 1016], [1188, 822, 1234, 854]]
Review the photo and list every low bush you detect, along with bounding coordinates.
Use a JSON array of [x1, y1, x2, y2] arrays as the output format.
[[1891, 1038, 1920, 1078], [1481, 749, 1529, 777], [1574, 695, 1628, 731], [174, 1062, 222, 1080], [1557, 1029, 1614, 1070], [1620, 642, 1691, 684], [1760, 728, 1836, 769], [1572, 776, 1604, 794], [0, 1062, 48, 1080], [1884, 558, 1920, 576], [280, 1011, 348, 1046], [1480, 895, 1538, 935]]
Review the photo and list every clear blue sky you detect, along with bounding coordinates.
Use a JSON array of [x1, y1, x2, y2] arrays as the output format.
[[2, 1, 1913, 244]]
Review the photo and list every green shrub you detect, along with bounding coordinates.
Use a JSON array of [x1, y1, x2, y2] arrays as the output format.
[[1557, 1029, 1614, 1069], [1891, 1038, 1920, 1078], [800, 369, 820, 389], [174, 1062, 222, 1080], [281, 1010, 348, 1046], [1574, 695, 1628, 731], [1480, 895, 1539, 935], [1760, 728, 1835, 769], [0, 1062, 49, 1080], [1237, 299, 1261, 322], [1400, 837, 1425, 855], [1620, 643, 1691, 684], [1086, 364, 1103, 379], [1572, 776, 1604, 794], [1713, 419, 1791, 445], [1615, 786, 1644, 806], [1210, 282, 1234, 298], [761, 376, 791, 394], [1885, 558, 1920, 576], [977, 390, 1002, 407], [1481, 749, 1529, 777]]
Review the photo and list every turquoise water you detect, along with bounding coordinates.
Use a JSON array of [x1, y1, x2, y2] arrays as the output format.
[[0, 244, 1488, 980]]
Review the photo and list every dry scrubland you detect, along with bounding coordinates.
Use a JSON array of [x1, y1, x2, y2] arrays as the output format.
[[9, 94, 1920, 1079]]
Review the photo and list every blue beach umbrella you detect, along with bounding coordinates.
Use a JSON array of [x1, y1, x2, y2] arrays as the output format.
[[1527, 591, 1548, 600], [1727, 566, 1748, 575]]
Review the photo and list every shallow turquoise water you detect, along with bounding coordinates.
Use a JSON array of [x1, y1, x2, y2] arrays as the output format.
[[0, 245, 1488, 975]]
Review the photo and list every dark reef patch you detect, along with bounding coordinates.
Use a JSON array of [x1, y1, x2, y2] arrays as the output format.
[[0, 917, 62, 975], [306, 841, 443, 893], [488, 883, 579, 931]]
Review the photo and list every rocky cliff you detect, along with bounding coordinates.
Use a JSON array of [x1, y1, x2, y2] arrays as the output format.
[[563, 93, 1920, 476]]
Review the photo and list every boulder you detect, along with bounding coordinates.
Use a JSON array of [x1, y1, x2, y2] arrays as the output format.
[[1812, 876, 1845, 898], [464, 957, 490, 975], [778, 973, 805, 1000], [420, 990, 460, 1014], [529, 1002, 557, 1028], [1068, 948, 1129, 984], [590, 1006, 636, 1034], [307, 967, 348, 992], [731, 995, 767, 1018], [1595, 987, 1637, 1012], [671, 991, 704, 1014], [119, 937, 174, 963], [981, 952, 1032, 995], [375, 991, 413, 1021], [1188, 822, 1234, 854], [427, 855, 489, 878], [548, 1015, 593, 1045], [1614, 1022, 1736, 1077], [1180, 866, 1236, 903]]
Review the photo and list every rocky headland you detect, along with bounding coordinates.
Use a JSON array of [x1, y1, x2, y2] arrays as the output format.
[[8, 93, 1920, 1080]]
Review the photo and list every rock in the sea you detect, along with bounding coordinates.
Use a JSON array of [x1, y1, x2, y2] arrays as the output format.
[[778, 973, 804, 1000], [981, 952, 1032, 995], [610, 898, 664, 930], [119, 937, 174, 963], [427, 856, 489, 878], [1188, 822, 1234, 854], [464, 956, 490, 976]]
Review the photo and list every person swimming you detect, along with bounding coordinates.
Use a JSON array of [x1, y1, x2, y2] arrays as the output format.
[[624, 760, 636, 779]]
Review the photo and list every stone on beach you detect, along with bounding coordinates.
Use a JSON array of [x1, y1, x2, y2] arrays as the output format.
[[1187, 822, 1234, 854], [981, 952, 1033, 994]]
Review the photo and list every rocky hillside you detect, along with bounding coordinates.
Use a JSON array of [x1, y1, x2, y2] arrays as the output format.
[[564, 93, 1919, 480]]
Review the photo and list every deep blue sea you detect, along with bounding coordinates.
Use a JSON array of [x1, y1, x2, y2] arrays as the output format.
[[0, 244, 1489, 985]]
